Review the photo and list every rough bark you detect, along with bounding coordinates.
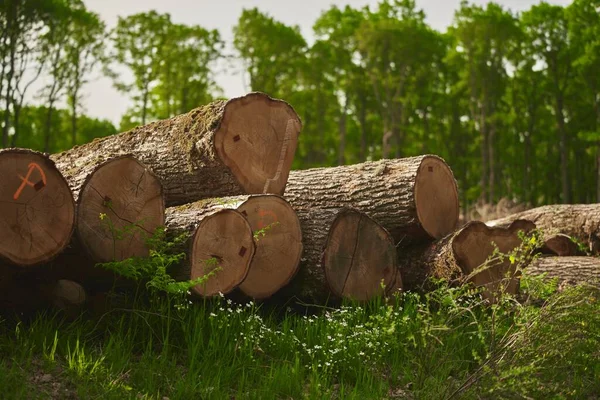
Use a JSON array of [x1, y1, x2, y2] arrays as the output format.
[[0, 149, 75, 266], [526, 256, 600, 287], [279, 207, 398, 304], [285, 155, 459, 244], [165, 206, 255, 297], [398, 220, 536, 301], [51, 92, 302, 207], [166, 195, 303, 299], [486, 204, 600, 255], [74, 156, 166, 263]]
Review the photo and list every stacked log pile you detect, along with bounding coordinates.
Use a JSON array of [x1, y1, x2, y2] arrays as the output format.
[[1, 91, 598, 317]]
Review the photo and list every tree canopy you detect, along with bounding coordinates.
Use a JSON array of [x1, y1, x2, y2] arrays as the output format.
[[1, 0, 599, 211]]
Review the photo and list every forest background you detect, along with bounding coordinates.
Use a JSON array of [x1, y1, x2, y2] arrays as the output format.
[[1, 0, 599, 217]]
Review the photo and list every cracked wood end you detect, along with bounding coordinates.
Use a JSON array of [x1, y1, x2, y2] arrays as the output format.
[[0, 149, 75, 266], [323, 209, 398, 301], [76, 155, 165, 262]]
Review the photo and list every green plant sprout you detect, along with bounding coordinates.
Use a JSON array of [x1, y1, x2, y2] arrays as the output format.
[[253, 221, 280, 242]]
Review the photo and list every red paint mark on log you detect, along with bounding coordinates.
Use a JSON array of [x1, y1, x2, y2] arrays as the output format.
[[239, 246, 247, 257], [256, 208, 278, 230], [428, 166, 433, 172], [13, 163, 47, 200], [233, 135, 241, 142]]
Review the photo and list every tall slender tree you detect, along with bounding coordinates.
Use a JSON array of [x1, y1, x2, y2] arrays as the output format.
[[521, 3, 574, 203], [64, 2, 105, 146], [107, 11, 171, 126]]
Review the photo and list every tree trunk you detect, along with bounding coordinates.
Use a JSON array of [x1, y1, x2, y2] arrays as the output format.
[[358, 96, 367, 161], [479, 104, 489, 203], [595, 97, 600, 202], [397, 220, 536, 302], [166, 194, 303, 300], [487, 106, 496, 204], [596, 143, 600, 203], [72, 156, 166, 263], [44, 102, 54, 153], [278, 207, 398, 304], [51, 92, 302, 207], [526, 256, 600, 287], [2, 8, 15, 148], [555, 94, 571, 203], [285, 155, 460, 244], [70, 82, 79, 147], [486, 204, 600, 255], [338, 95, 347, 166], [141, 85, 148, 125], [165, 207, 255, 298], [0, 149, 75, 267]]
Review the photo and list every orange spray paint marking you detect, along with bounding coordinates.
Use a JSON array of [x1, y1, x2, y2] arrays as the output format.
[[256, 209, 278, 230], [13, 163, 47, 200]]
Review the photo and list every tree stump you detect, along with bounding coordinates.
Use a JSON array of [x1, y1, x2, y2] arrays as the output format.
[[280, 208, 399, 304], [52, 92, 302, 207], [398, 220, 536, 301], [285, 155, 459, 244], [487, 204, 600, 255], [166, 207, 255, 297], [0, 149, 75, 266]]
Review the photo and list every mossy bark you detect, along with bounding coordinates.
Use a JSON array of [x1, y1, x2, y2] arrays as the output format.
[[52, 92, 302, 207]]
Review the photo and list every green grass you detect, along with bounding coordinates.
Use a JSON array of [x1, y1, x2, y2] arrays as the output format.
[[0, 273, 598, 400]]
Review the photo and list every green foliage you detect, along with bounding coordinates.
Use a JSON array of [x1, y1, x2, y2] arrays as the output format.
[[233, 8, 307, 98], [1, 105, 116, 152], [1, 265, 598, 399], [95, 214, 220, 307], [253, 221, 280, 242], [3, 0, 600, 205]]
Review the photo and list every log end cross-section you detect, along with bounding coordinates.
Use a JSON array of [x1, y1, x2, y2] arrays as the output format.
[[189, 209, 255, 297], [77, 156, 165, 263], [237, 195, 303, 299], [0, 149, 75, 266], [323, 209, 398, 301], [453, 220, 536, 301], [213, 92, 302, 196], [413, 156, 460, 240]]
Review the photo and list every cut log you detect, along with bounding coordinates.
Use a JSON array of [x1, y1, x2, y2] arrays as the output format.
[[398, 220, 536, 301], [74, 156, 165, 263], [236, 196, 303, 299], [526, 256, 600, 287], [486, 204, 600, 255], [285, 155, 459, 244], [166, 207, 255, 297], [166, 195, 303, 299], [541, 234, 584, 256], [0, 149, 75, 266], [52, 92, 302, 207], [280, 208, 398, 304]]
